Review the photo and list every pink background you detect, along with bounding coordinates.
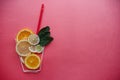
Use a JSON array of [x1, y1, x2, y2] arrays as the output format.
[[0, 0, 120, 80]]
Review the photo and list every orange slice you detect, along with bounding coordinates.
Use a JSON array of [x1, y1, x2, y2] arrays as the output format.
[[24, 54, 41, 69], [16, 40, 31, 56], [16, 28, 33, 42]]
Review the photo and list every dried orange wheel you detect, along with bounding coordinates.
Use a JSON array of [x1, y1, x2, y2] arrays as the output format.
[[24, 54, 41, 69], [16, 28, 33, 42]]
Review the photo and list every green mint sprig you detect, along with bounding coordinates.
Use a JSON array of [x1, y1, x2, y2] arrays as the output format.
[[38, 26, 54, 46]]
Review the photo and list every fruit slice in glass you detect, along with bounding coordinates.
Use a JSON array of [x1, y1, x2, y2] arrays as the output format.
[[19, 50, 44, 73]]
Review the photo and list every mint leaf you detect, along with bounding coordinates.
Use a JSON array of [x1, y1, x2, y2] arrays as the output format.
[[38, 26, 50, 37], [38, 26, 54, 46], [39, 32, 50, 38], [40, 36, 53, 46]]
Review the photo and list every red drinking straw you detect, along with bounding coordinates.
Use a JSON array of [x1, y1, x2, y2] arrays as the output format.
[[36, 4, 44, 34]]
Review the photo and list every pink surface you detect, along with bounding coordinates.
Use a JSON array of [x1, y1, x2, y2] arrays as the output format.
[[0, 0, 120, 80]]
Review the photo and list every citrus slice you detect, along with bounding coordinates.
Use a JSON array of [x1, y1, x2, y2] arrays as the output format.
[[29, 45, 44, 53], [35, 45, 44, 53], [24, 54, 41, 69], [29, 46, 36, 52], [28, 34, 40, 45], [16, 40, 31, 56], [16, 28, 33, 42]]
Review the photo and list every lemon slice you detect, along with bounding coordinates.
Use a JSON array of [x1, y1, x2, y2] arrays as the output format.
[[16, 28, 33, 42], [16, 40, 31, 56], [28, 34, 40, 45], [29, 45, 44, 53], [24, 54, 41, 69]]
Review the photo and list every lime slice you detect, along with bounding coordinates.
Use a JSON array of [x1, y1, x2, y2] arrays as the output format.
[[35, 45, 44, 53], [29, 45, 44, 53], [28, 34, 40, 45]]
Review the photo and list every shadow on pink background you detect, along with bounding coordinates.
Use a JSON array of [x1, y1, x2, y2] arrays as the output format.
[[0, 0, 120, 80]]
